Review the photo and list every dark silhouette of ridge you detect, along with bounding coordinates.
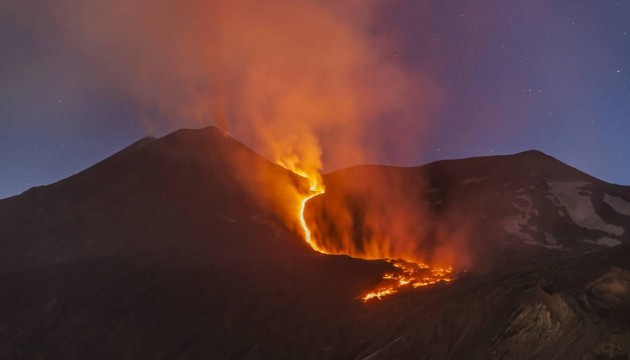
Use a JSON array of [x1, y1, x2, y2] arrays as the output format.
[[1, 127, 629, 359]]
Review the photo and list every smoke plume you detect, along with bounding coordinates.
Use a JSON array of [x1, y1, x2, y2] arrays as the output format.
[[52, 0, 419, 178], [18, 0, 466, 268]]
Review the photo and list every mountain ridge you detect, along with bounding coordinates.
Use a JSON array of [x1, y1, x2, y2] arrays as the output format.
[[1, 126, 629, 359]]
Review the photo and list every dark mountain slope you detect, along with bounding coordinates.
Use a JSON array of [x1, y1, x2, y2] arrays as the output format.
[[1, 127, 629, 359], [356, 243, 630, 360], [0, 127, 312, 270], [0, 127, 391, 359]]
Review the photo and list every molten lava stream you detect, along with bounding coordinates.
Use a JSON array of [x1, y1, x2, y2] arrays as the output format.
[[299, 188, 326, 253], [288, 169, 453, 302], [360, 260, 453, 302]]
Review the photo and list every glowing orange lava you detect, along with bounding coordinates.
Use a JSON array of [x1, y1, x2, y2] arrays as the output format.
[[278, 164, 454, 302], [361, 287, 396, 301], [361, 261, 453, 302], [275, 162, 326, 253], [299, 190, 325, 253]]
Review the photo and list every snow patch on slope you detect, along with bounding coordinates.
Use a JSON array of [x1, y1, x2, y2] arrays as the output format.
[[547, 182, 624, 236], [522, 232, 565, 250], [462, 176, 487, 186], [583, 237, 622, 247], [544, 233, 559, 246], [504, 195, 538, 242], [603, 194, 630, 217]]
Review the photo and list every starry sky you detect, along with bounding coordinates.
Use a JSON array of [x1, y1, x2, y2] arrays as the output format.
[[1, 0, 629, 199]]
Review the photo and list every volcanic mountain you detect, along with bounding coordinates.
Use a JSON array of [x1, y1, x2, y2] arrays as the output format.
[[1, 126, 629, 359], [308, 150, 630, 271]]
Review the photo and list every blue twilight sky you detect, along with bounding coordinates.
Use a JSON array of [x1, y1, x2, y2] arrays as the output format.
[[1, 0, 629, 199]]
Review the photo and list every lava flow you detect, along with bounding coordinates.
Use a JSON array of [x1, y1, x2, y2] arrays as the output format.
[[361, 260, 453, 302], [280, 165, 453, 302], [296, 177, 326, 253], [275, 162, 326, 253]]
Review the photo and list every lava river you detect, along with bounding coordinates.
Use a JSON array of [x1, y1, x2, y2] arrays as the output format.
[[287, 169, 453, 302]]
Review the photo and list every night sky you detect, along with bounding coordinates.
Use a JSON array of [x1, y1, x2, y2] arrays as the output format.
[[2, 0, 629, 199]]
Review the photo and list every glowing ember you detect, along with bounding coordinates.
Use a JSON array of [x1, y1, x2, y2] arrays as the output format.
[[361, 287, 396, 301], [361, 260, 453, 302]]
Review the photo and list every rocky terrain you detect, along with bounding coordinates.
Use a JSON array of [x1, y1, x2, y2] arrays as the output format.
[[1, 126, 629, 359]]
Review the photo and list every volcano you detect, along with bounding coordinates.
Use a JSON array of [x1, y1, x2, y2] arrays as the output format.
[[1, 127, 629, 359]]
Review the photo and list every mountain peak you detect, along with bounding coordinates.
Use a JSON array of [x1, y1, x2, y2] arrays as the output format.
[[514, 149, 550, 158], [167, 125, 228, 139]]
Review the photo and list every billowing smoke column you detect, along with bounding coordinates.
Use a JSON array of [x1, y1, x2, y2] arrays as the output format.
[[45, 0, 461, 285], [59, 0, 414, 177]]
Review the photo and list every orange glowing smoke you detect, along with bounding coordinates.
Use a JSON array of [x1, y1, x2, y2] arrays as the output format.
[[57, 0, 417, 173]]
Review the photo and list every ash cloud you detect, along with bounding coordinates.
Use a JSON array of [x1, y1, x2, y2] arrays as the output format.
[[43, 0, 427, 176]]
